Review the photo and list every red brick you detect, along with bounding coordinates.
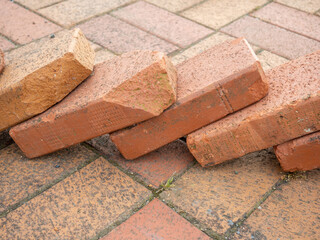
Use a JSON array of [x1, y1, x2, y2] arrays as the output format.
[[0, 0, 61, 44], [0, 49, 4, 74], [112, 1, 212, 48], [88, 135, 194, 188], [252, 2, 320, 41], [222, 16, 320, 59], [0, 36, 15, 52], [102, 199, 211, 240], [111, 38, 268, 159], [274, 131, 320, 172], [78, 14, 178, 54], [187, 50, 320, 167], [0, 29, 95, 132], [10, 51, 177, 158]]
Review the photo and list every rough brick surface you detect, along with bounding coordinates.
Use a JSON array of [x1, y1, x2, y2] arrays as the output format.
[[0, 49, 4, 74], [0, 29, 95, 132], [10, 51, 177, 158], [111, 38, 268, 159], [274, 131, 320, 172], [187, 51, 320, 167]]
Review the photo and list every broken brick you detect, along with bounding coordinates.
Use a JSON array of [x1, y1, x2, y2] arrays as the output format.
[[10, 51, 177, 158], [0, 29, 95, 132], [111, 38, 268, 159], [187, 50, 320, 167], [274, 131, 320, 172]]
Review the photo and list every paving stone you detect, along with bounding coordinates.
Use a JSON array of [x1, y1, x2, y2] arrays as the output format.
[[112, 1, 212, 48], [187, 50, 320, 167], [39, 0, 131, 27], [0, 0, 61, 44], [257, 50, 288, 71], [0, 144, 97, 213], [0, 49, 4, 74], [88, 135, 194, 188], [78, 14, 178, 54], [276, 0, 320, 13], [181, 0, 268, 29], [232, 169, 320, 240], [222, 16, 320, 59], [0, 29, 95, 132], [0, 130, 13, 150], [111, 38, 268, 160], [274, 131, 320, 172], [90, 41, 103, 52], [10, 51, 177, 158], [16, 0, 62, 10], [252, 2, 320, 41], [102, 198, 211, 239], [160, 149, 282, 234], [0, 36, 15, 52], [146, 0, 203, 12], [95, 49, 116, 64], [0, 157, 151, 239]]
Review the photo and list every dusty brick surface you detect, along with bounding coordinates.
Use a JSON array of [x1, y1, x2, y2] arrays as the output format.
[[276, 0, 320, 13], [38, 0, 131, 27], [16, 0, 63, 10], [187, 51, 320, 167], [160, 149, 282, 234], [222, 16, 320, 59], [274, 131, 320, 172], [0, 0, 61, 44], [10, 51, 177, 158], [88, 135, 194, 188], [102, 198, 211, 240], [112, 1, 212, 48], [0, 29, 95, 132], [252, 2, 320, 41], [0, 144, 97, 213], [0, 49, 4, 74], [111, 38, 268, 159], [231, 169, 320, 240], [146, 0, 203, 12], [0, 157, 151, 239], [0, 37, 15, 52], [257, 50, 288, 71], [78, 14, 178, 54]]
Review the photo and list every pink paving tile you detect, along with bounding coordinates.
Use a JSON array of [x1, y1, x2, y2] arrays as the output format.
[[0, 0, 61, 44], [87, 135, 195, 188], [78, 14, 178, 54], [0, 36, 15, 52], [101, 198, 211, 240], [112, 1, 213, 48], [252, 2, 320, 41]]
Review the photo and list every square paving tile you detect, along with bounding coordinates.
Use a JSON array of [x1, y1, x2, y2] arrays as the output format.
[[102, 198, 211, 239], [160, 150, 283, 234], [0, 157, 151, 239], [112, 1, 212, 48], [88, 135, 195, 188]]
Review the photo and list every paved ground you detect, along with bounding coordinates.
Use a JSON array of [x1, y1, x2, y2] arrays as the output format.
[[0, 0, 320, 239]]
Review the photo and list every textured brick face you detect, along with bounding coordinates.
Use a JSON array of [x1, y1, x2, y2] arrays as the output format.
[[10, 51, 177, 158], [0, 29, 95, 132], [187, 50, 320, 167], [111, 38, 268, 159]]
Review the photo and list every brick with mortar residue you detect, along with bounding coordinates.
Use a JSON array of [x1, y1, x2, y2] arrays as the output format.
[[187, 50, 320, 167], [0, 29, 95, 132], [110, 38, 268, 159], [10, 51, 177, 158]]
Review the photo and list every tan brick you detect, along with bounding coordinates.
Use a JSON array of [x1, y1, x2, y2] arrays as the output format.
[[187, 50, 320, 167], [257, 50, 288, 71], [274, 131, 320, 172], [111, 38, 268, 160], [10, 51, 177, 158], [0, 29, 95, 132], [276, 0, 320, 13]]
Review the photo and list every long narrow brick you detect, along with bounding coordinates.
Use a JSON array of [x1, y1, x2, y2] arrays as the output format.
[[10, 51, 177, 158], [110, 38, 268, 159], [274, 131, 320, 172], [0, 29, 95, 132], [187, 50, 320, 167], [0, 49, 4, 73]]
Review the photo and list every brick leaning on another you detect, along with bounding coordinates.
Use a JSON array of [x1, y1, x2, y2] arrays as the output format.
[[110, 38, 268, 159], [187, 50, 320, 167], [0, 28, 95, 132], [10, 51, 177, 158]]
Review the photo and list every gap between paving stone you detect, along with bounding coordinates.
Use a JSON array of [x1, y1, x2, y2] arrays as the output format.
[[0, 152, 99, 218]]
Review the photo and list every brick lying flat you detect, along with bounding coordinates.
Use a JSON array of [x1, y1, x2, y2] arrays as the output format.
[[10, 51, 177, 158], [0, 29, 95, 132], [187, 50, 320, 167], [111, 38, 268, 159], [274, 131, 320, 172], [0, 49, 4, 74]]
